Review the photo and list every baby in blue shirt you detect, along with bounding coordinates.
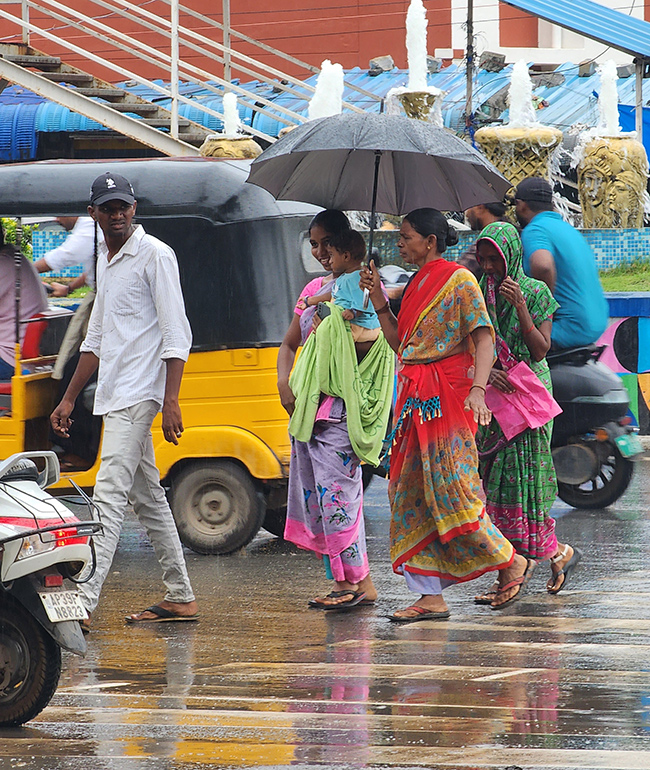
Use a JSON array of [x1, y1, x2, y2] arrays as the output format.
[[302, 229, 380, 344]]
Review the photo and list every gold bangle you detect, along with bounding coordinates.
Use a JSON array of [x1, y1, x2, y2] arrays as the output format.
[[376, 301, 391, 315]]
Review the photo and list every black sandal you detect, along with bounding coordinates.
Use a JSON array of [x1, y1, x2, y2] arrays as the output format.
[[547, 546, 583, 594], [308, 590, 367, 611]]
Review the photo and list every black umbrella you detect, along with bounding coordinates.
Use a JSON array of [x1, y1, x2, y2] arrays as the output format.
[[247, 112, 510, 303]]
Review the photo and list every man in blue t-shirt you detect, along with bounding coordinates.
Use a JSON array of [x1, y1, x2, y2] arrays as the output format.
[[514, 177, 609, 350]]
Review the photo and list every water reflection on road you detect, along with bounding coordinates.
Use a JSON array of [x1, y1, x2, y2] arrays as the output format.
[[3, 464, 650, 769]]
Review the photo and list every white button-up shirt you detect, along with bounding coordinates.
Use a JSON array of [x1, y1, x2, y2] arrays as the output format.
[[80, 225, 192, 415], [43, 217, 103, 289]]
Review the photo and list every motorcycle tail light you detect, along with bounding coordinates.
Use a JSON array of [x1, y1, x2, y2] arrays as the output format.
[[44, 574, 63, 587], [52, 527, 88, 548], [595, 428, 609, 442], [620, 416, 632, 426]]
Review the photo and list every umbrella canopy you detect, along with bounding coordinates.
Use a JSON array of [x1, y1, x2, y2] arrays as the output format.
[[247, 112, 510, 214]]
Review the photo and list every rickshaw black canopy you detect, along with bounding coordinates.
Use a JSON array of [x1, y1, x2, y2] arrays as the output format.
[[0, 157, 319, 350]]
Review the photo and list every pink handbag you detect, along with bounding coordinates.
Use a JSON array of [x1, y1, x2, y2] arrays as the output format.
[[485, 361, 562, 441]]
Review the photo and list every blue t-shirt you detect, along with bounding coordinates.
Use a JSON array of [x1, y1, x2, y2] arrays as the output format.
[[332, 270, 380, 329], [521, 211, 608, 349]]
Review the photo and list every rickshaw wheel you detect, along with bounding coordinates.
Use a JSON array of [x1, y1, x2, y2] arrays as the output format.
[[170, 461, 266, 555]]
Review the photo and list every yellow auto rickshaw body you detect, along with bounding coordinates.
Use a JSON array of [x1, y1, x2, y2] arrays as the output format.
[[0, 157, 320, 554]]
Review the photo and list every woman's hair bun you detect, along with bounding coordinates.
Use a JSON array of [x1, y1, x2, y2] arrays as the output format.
[[446, 225, 459, 248]]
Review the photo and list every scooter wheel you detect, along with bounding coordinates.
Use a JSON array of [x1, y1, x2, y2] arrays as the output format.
[[0, 593, 61, 726], [557, 443, 634, 509]]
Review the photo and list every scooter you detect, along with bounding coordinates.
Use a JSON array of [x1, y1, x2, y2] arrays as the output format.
[[0, 452, 101, 726], [549, 345, 643, 508]]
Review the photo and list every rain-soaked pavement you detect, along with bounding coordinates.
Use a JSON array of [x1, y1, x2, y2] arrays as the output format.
[[3, 460, 650, 770]]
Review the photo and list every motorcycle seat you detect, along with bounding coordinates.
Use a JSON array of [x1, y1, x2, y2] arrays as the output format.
[[547, 344, 604, 366]]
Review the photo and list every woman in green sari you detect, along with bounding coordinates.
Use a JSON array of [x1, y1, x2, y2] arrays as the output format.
[[475, 222, 581, 599]]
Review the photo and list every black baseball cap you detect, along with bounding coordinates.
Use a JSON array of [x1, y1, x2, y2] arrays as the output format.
[[90, 172, 136, 207], [514, 177, 553, 204]]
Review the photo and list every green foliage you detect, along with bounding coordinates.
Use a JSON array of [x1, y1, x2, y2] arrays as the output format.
[[1, 217, 35, 259], [600, 259, 650, 292]]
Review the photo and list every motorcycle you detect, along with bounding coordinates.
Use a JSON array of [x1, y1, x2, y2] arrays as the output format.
[[0, 452, 101, 726], [549, 345, 644, 509]]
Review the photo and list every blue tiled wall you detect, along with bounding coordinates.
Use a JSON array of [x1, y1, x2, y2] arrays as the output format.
[[372, 227, 650, 271], [32, 228, 83, 277], [33, 225, 650, 277]]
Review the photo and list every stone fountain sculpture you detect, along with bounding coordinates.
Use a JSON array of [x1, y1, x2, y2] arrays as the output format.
[[475, 61, 563, 192], [199, 92, 262, 159], [577, 61, 649, 228]]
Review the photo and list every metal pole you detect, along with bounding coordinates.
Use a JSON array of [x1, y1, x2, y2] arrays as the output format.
[[465, 0, 474, 135], [13, 223, 23, 377], [170, 0, 179, 139], [223, 0, 231, 86], [21, 0, 29, 45], [635, 57, 644, 144]]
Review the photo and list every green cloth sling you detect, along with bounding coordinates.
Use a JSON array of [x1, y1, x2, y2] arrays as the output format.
[[288, 302, 394, 466]]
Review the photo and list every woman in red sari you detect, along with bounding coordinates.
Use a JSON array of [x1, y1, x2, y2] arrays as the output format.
[[361, 209, 532, 620]]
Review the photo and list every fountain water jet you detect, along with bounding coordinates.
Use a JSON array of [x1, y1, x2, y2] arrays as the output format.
[[386, 0, 444, 125], [308, 60, 344, 121]]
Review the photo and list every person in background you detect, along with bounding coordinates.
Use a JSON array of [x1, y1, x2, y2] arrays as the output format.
[[474, 222, 581, 601], [50, 171, 197, 629], [0, 229, 47, 381], [514, 177, 609, 350], [459, 201, 507, 279], [34, 216, 101, 299], [360, 208, 533, 621], [35, 216, 104, 470]]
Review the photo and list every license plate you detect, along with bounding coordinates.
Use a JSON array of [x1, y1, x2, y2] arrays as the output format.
[[38, 590, 88, 623], [615, 432, 644, 459]]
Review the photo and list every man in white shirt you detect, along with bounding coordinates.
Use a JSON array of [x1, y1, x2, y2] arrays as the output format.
[[50, 172, 197, 628]]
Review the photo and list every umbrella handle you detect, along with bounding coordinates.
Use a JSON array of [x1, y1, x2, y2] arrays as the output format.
[[363, 150, 382, 310]]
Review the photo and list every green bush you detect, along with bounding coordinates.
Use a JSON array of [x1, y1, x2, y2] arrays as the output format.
[[1, 217, 35, 259]]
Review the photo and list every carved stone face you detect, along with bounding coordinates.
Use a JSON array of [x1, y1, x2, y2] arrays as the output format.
[[607, 174, 642, 227], [581, 167, 607, 206]]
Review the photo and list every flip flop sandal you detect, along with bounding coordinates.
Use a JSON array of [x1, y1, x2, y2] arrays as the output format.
[[308, 593, 376, 608], [474, 581, 500, 605], [388, 606, 451, 623], [125, 605, 200, 624], [309, 590, 367, 611], [491, 559, 536, 610], [80, 616, 91, 635], [547, 547, 583, 595]]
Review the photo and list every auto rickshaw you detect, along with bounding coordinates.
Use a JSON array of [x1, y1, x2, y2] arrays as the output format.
[[0, 157, 319, 554]]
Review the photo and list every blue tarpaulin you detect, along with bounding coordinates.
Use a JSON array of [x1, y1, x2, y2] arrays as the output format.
[[618, 105, 650, 159]]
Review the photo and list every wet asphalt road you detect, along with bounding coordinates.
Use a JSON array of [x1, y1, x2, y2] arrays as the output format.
[[3, 460, 650, 770]]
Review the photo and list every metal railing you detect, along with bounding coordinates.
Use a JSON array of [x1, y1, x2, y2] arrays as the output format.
[[0, 0, 380, 144]]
